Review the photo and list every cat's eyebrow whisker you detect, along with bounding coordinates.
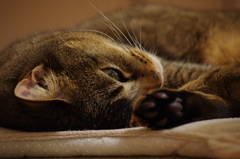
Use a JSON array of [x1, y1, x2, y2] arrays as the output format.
[[131, 26, 146, 52], [99, 20, 126, 47], [102, 15, 133, 47], [130, 25, 146, 52], [117, 11, 144, 52], [138, 26, 146, 52], [145, 41, 158, 56], [87, 0, 133, 47], [74, 29, 117, 42], [118, 12, 137, 48], [97, 18, 133, 52], [72, 29, 129, 52], [149, 48, 157, 55], [115, 10, 145, 52], [139, 26, 142, 47]]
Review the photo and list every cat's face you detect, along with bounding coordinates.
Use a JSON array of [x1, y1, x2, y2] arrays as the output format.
[[14, 31, 163, 130]]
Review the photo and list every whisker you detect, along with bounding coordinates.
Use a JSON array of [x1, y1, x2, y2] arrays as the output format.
[[87, 0, 133, 46], [130, 25, 142, 51], [139, 26, 144, 51], [147, 46, 157, 56], [130, 25, 146, 52], [114, 10, 146, 53], [99, 20, 126, 46], [58, 36, 71, 47], [70, 28, 129, 52], [118, 11, 137, 47]]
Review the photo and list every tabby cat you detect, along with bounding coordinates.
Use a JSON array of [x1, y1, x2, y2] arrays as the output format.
[[1, 4, 240, 131]]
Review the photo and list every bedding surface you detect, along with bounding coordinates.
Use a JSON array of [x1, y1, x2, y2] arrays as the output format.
[[0, 118, 239, 158]]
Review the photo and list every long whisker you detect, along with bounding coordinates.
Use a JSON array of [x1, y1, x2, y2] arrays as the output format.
[[99, 20, 126, 46], [139, 26, 144, 50], [130, 25, 146, 52], [70, 28, 129, 52], [130, 25, 142, 51], [87, 0, 133, 46], [118, 11, 137, 48]]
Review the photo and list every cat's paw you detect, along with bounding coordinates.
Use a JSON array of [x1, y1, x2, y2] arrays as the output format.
[[133, 90, 184, 129]]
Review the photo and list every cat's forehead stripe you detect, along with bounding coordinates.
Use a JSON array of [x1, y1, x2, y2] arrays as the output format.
[[129, 49, 152, 64]]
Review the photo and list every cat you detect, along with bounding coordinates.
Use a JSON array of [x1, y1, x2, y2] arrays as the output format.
[[0, 4, 240, 131], [79, 4, 240, 129]]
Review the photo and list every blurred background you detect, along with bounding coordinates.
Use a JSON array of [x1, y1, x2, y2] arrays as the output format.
[[0, 0, 239, 51]]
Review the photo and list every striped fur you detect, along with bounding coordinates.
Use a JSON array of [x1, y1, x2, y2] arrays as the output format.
[[1, 4, 240, 131]]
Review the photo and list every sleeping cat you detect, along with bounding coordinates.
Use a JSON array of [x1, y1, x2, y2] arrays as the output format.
[[1, 4, 240, 131]]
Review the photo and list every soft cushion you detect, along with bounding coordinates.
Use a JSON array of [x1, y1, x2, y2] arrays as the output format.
[[0, 118, 240, 158]]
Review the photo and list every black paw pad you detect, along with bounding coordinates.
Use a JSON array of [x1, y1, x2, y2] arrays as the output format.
[[134, 91, 183, 129]]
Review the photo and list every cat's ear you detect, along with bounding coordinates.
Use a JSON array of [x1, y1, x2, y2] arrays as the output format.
[[14, 65, 69, 104]]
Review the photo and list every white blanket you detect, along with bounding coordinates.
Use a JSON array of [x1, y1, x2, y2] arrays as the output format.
[[0, 118, 240, 158]]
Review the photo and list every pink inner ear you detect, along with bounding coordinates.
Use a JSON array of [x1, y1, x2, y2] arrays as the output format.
[[14, 71, 37, 100], [15, 79, 34, 99]]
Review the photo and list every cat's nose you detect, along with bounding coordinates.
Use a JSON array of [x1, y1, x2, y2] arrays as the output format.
[[151, 71, 163, 87], [140, 71, 163, 95], [152, 71, 162, 83]]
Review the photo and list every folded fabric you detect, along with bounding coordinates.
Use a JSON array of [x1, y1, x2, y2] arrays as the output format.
[[0, 118, 239, 158]]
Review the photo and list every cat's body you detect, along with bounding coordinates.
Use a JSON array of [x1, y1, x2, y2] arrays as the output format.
[[80, 4, 240, 66], [1, 4, 240, 131]]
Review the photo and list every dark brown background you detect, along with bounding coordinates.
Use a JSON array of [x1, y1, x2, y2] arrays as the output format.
[[0, 0, 239, 51]]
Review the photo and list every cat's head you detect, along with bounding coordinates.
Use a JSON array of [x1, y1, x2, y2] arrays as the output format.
[[14, 31, 163, 131]]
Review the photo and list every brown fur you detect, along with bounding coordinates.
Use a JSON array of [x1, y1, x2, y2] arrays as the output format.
[[80, 4, 240, 129], [0, 31, 163, 131], [80, 5, 240, 65], [1, 4, 240, 131]]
